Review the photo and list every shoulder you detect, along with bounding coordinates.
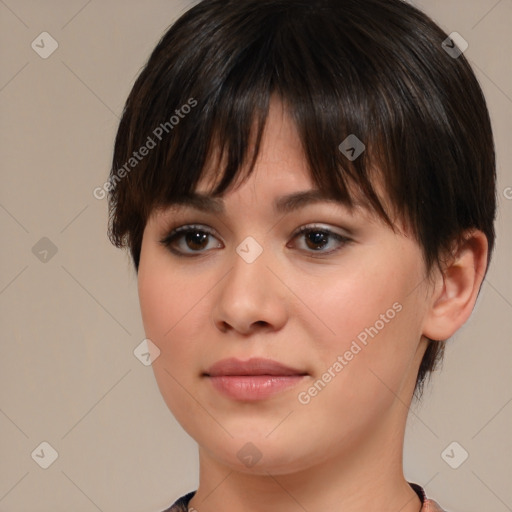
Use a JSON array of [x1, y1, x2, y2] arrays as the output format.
[[422, 498, 448, 512], [160, 491, 196, 512]]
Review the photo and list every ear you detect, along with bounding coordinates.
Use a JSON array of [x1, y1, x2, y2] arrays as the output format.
[[422, 229, 489, 341]]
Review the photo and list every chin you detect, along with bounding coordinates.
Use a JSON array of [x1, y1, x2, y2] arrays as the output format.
[[195, 430, 320, 476]]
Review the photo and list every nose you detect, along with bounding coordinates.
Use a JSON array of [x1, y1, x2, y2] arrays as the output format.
[[210, 242, 289, 335]]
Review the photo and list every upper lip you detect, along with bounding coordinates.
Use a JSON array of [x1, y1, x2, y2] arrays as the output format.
[[205, 358, 307, 377]]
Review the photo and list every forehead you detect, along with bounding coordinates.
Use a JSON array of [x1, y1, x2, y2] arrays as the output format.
[[193, 98, 371, 204]]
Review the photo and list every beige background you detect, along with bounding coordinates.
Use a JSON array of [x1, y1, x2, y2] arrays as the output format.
[[0, 1, 511, 511]]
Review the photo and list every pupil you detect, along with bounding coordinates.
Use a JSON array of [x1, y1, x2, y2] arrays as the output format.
[[307, 231, 327, 250], [187, 232, 208, 249]]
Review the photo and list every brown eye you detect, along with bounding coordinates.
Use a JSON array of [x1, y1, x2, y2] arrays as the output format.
[[160, 225, 222, 256], [159, 223, 351, 258], [290, 225, 351, 256], [303, 230, 329, 250], [183, 231, 209, 250]]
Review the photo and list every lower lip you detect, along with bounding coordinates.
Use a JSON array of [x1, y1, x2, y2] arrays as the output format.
[[207, 375, 306, 401]]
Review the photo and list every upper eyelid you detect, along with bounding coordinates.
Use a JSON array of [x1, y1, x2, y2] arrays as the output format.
[[157, 202, 364, 236], [159, 211, 234, 236]]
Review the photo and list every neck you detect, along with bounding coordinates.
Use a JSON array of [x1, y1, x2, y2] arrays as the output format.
[[188, 399, 422, 512]]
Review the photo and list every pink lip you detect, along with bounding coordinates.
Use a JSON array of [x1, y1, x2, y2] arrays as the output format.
[[204, 358, 308, 401]]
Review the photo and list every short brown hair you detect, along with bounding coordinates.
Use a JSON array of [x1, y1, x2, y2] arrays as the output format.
[[108, 0, 497, 396]]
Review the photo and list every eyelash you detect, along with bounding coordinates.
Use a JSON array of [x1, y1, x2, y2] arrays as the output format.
[[159, 223, 351, 258]]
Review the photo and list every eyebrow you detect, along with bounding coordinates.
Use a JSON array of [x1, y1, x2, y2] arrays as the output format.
[[164, 190, 368, 215]]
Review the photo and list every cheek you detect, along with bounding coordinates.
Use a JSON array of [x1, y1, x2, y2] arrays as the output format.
[[312, 260, 407, 351], [137, 253, 217, 376], [306, 250, 424, 400], [139, 263, 197, 356], [138, 248, 196, 339], [138, 275, 170, 339], [138, 259, 207, 422]]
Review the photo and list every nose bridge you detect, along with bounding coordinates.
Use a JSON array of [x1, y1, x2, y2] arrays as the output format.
[[226, 234, 272, 303], [211, 233, 287, 333]]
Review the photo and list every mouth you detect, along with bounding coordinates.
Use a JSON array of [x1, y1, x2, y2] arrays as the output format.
[[204, 358, 308, 401]]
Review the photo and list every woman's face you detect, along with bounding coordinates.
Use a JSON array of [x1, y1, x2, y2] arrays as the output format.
[[138, 100, 432, 475]]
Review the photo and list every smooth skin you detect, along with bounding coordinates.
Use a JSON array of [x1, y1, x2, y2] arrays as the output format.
[[138, 98, 488, 512]]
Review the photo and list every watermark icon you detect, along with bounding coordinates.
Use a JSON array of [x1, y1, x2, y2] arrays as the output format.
[[31, 32, 58, 59], [32, 237, 58, 263], [503, 187, 512, 200], [236, 236, 264, 264], [298, 301, 403, 405], [134, 338, 161, 366], [236, 442, 263, 468], [93, 98, 198, 200], [31, 441, 58, 469], [442, 32, 468, 59], [338, 134, 365, 161], [441, 441, 469, 469]]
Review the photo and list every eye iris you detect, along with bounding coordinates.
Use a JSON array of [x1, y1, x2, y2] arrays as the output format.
[[305, 231, 328, 250], [186, 231, 208, 250]]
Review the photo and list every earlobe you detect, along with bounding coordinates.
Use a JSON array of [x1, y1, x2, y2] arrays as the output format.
[[422, 230, 488, 341]]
